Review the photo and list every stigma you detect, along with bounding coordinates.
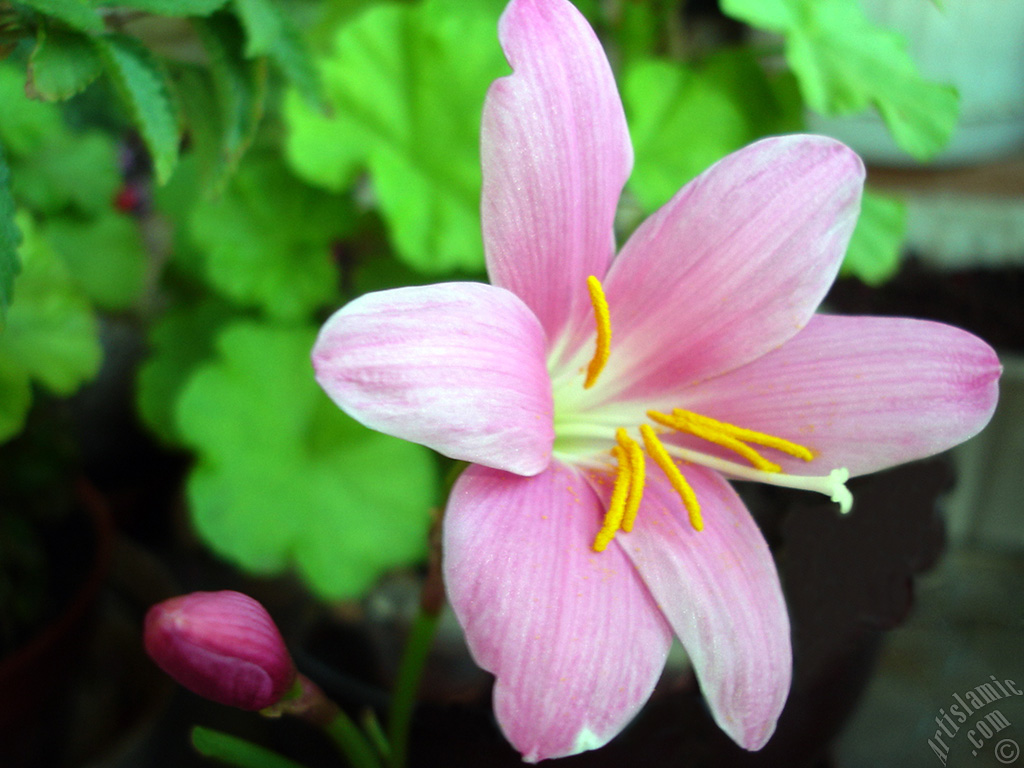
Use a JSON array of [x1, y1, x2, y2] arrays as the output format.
[[581, 276, 852, 552]]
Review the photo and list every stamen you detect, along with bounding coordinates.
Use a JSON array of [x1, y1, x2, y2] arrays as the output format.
[[616, 429, 645, 532], [593, 444, 630, 552], [647, 410, 781, 472], [639, 425, 703, 532], [672, 409, 814, 462], [583, 276, 611, 389]]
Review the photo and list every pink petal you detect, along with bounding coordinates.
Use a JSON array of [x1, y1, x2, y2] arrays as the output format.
[[676, 314, 1001, 477], [482, 0, 632, 353], [444, 461, 672, 762], [607, 466, 791, 750], [312, 283, 553, 476], [600, 135, 863, 400]]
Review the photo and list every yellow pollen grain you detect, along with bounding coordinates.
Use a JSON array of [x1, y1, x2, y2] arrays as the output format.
[[583, 276, 611, 389], [616, 429, 646, 533], [648, 410, 781, 473], [639, 424, 703, 532], [593, 444, 630, 552], [672, 409, 814, 462]]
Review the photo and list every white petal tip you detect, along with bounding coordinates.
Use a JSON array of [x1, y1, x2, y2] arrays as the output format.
[[572, 727, 605, 754]]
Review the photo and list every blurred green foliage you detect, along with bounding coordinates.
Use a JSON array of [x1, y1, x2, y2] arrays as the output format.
[[176, 322, 438, 597], [0, 212, 101, 441], [0, 0, 961, 599], [285, 0, 507, 273]]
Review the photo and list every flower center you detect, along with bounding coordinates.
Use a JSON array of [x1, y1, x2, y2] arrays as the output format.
[[579, 276, 852, 552]]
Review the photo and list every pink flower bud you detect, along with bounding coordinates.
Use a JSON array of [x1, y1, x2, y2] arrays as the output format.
[[144, 590, 296, 711]]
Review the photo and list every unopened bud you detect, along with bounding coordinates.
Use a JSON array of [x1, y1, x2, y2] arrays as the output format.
[[144, 590, 296, 711]]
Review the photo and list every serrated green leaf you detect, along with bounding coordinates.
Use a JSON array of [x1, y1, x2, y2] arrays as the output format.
[[0, 212, 101, 442], [232, 0, 322, 105], [625, 51, 802, 212], [1, 144, 20, 323], [27, 25, 103, 101], [177, 321, 438, 599], [721, 0, 958, 161], [193, 12, 268, 186], [44, 212, 146, 309], [840, 188, 906, 286], [136, 298, 235, 445], [191, 727, 312, 768], [13, 0, 104, 34], [186, 153, 349, 320], [95, 34, 181, 183], [284, 0, 506, 274], [114, 0, 229, 16]]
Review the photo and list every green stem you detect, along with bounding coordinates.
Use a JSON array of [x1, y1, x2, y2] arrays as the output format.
[[268, 675, 381, 768], [323, 708, 383, 768], [386, 608, 440, 768], [361, 709, 392, 761]]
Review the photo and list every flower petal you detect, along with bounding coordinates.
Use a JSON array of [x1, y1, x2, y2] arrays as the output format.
[[610, 466, 791, 750], [676, 314, 1001, 477], [312, 283, 553, 475], [444, 461, 672, 762], [600, 135, 863, 399], [482, 0, 632, 350]]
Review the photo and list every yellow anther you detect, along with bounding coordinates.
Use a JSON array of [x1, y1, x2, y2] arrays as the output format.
[[639, 425, 703, 532], [648, 410, 781, 473], [672, 409, 814, 462], [583, 276, 611, 389], [616, 429, 645, 533], [593, 445, 630, 552]]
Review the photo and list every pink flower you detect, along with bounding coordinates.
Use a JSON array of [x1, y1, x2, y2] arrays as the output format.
[[144, 591, 296, 711], [312, 0, 999, 760]]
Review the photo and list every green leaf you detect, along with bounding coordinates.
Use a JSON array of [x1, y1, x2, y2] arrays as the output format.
[[0, 362, 33, 440], [187, 153, 349, 321], [721, 0, 958, 161], [44, 212, 146, 310], [136, 298, 235, 445], [0, 144, 20, 324], [13, 0, 104, 34], [625, 50, 802, 212], [0, 64, 65, 156], [176, 321, 438, 599], [840, 188, 906, 286], [231, 0, 322, 106], [114, 0, 229, 16], [28, 25, 103, 101], [720, 0, 793, 30], [193, 12, 268, 186], [191, 726, 311, 768], [284, 0, 507, 274], [95, 33, 181, 183], [149, 152, 208, 276], [11, 130, 120, 216], [0, 212, 101, 442]]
